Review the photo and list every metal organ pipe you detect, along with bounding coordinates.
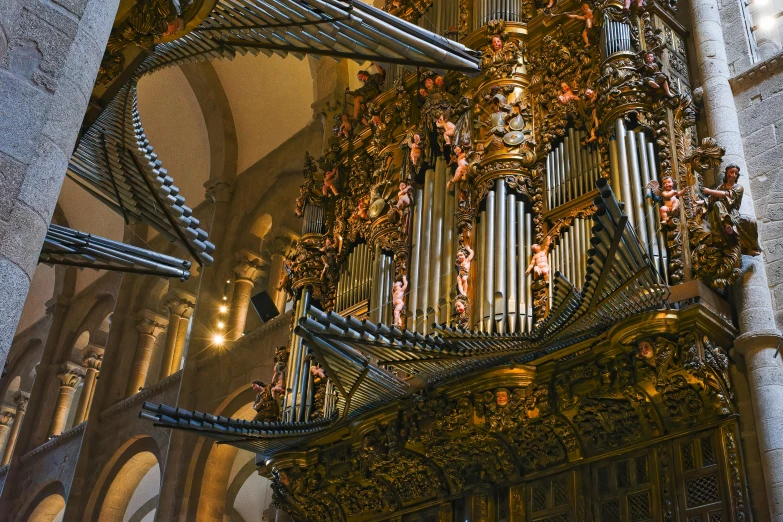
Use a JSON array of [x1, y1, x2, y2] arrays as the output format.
[[477, 210, 486, 331], [484, 190, 496, 332], [614, 119, 635, 229], [408, 187, 424, 330], [428, 159, 446, 327], [442, 186, 456, 322], [525, 212, 532, 331], [626, 130, 650, 251], [494, 179, 507, 332], [637, 132, 660, 272], [507, 192, 517, 333], [646, 141, 669, 281], [417, 169, 435, 331]]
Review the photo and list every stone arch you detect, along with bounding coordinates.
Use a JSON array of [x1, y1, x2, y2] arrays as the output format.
[[250, 213, 273, 241], [180, 61, 238, 184], [184, 385, 259, 521], [84, 436, 162, 522], [18, 481, 66, 522], [0, 339, 43, 405], [226, 453, 284, 522]]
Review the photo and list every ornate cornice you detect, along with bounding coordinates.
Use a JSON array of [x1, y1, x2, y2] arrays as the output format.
[[100, 370, 183, 420], [20, 422, 86, 463]]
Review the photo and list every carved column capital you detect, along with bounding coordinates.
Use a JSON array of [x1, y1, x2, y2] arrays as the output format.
[[162, 289, 197, 319], [136, 310, 167, 337], [57, 368, 83, 388], [233, 249, 267, 282], [0, 411, 14, 427], [13, 393, 28, 412], [204, 178, 234, 203], [82, 351, 103, 371]]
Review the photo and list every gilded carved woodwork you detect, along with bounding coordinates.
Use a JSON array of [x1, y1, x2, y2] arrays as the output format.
[[266, 315, 738, 521]]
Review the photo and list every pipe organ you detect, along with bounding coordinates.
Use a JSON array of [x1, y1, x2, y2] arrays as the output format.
[[546, 129, 602, 208]]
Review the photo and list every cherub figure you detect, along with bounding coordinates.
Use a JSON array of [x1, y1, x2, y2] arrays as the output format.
[[392, 275, 408, 328], [322, 167, 339, 196], [558, 82, 580, 105], [396, 181, 413, 210], [346, 62, 386, 120], [566, 3, 594, 47], [581, 88, 599, 143], [319, 237, 337, 281], [455, 245, 475, 296], [640, 52, 676, 98], [271, 361, 286, 399], [338, 114, 353, 139], [410, 133, 422, 166], [647, 176, 686, 224], [454, 297, 470, 329], [636, 337, 675, 385], [624, 0, 644, 9], [437, 114, 456, 146], [526, 236, 552, 282], [447, 146, 469, 189]]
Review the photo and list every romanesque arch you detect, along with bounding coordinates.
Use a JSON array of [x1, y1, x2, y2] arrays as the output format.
[[84, 436, 161, 522], [18, 481, 66, 522]]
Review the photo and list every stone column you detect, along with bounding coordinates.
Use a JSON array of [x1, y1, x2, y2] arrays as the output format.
[[0, 0, 121, 372], [0, 411, 14, 459], [73, 351, 102, 425], [227, 250, 266, 341], [159, 290, 196, 379], [2, 393, 28, 465], [125, 310, 167, 397], [47, 368, 83, 438], [689, 0, 783, 518]]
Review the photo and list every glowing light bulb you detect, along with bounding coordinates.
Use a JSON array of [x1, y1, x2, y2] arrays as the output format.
[[219, 305, 228, 313], [760, 16, 775, 30], [212, 333, 225, 345], [222, 296, 228, 301], [217, 321, 225, 329], [226, 280, 231, 284]]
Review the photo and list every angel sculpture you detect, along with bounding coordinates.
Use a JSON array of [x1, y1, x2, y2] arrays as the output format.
[[407, 133, 422, 166], [338, 114, 353, 139], [455, 245, 475, 297], [557, 82, 580, 105], [319, 237, 338, 281], [579, 88, 600, 144], [392, 275, 408, 328], [437, 114, 456, 146], [639, 52, 676, 98], [453, 297, 470, 329], [447, 146, 469, 189], [636, 337, 675, 385], [322, 167, 339, 196], [647, 176, 686, 224], [396, 181, 413, 210], [563, 3, 594, 47], [526, 235, 552, 282]]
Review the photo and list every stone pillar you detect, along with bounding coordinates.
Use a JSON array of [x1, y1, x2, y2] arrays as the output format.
[[0, 410, 14, 459], [689, 0, 783, 518], [2, 393, 28, 465], [228, 250, 266, 341], [0, 0, 121, 372], [47, 368, 83, 438], [73, 351, 102, 425], [125, 310, 167, 397], [159, 290, 196, 379], [267, 253, 288, 313]]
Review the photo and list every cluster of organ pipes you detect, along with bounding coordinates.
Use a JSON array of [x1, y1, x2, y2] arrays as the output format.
[[475, 179, 535, 334], [608, 119, 669, 280], [547, 217, 592, 295], [406, 158, 458, 333], [335, 243, 371, 313], [546, 129, 603, 208]]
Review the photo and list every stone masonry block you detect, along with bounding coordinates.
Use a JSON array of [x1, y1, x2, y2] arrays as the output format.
[[0, 257, 32, 363], [51, 0, 89, 18], [0, 152, 26, 220], [16, 136, 68, 224], [743, 125, 778, 159], [0, 69, 49, 164], [15, 5, 77, 91], [0, 200, 48, 280], [59, 24, 102, 102], [739, 94, 783, 135], [762, 221, 783, 241], [42, 76, 88, 153], [763, 258, 783, 287], [747, 143, 783, 177], [79, 0, 120, 50]]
